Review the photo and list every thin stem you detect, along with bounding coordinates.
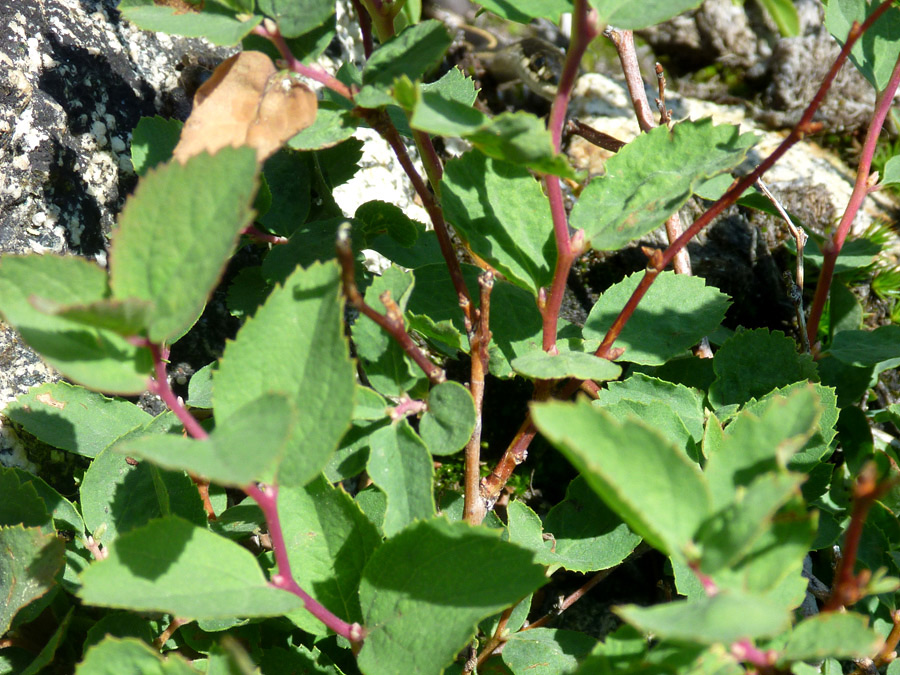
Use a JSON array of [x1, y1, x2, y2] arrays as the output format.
[[806, 52, 900, 349], [474, 604, 516, 670], [464, 272, 494, 526], [481, 419, 538, 509], [604, 28, 655, 133], [412, 129, 444, 199], [565, 119, 626, 152], [337, 225, 446, 384], [823, 463, 887, 612], [154, 617, 189, 650], [541, 0, 599, 353], [252, 22, 353, 100], [245, 483, 366, 643], [594, 5, 894, 360], [874, 610, 900, 668], [243, 224, 289, 245], [358, 0, 395, 43], [364, 109, 473, 321], [148, 344, 209, 441], [349, 0, 374, 58]]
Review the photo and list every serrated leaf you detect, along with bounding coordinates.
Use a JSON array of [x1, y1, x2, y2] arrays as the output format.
[[596, 373, 705, 442], [502, 628, 597, 674], [114, 394, 296, 487], [257, 0, 333, 37], [0, 255, 152, 394], [442, 152, 555, 294], [616, 592, 791, 644], [826, 324, 900, 366], [531, 398, 710, 559], [109, 148, 259, 343], [132, 116, 183, 176], [583, 271, 730, 365], [593, 398, 697, 461], [362, 20, 451, 88], [704, 385, 821, 510], [367, 420, 435, 536], [782, 613, 881, 662], [7, 468, 85, 534], [80, 447, 206, 546], [213, 261, 356, 487], [357, 518, 547, 675], [0, 467, 52, 531], [279, 476, 381, 636], [543, 477, 643, 573], [119, 0, 262, 46], [419, 381, 476, 456], [825, 0, 900, 90], [511, 350, 623, 381], [0, 526, 66, 635], [708, 329, 818, 408], [422, 67, 478, 106], [697, 472, 805, 575], [5, 382, 151, 459], [79, 516, 303, 618], [570, 119, 756, 250]]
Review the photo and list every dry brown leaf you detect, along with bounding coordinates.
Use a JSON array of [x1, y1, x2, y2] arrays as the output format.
[[173, 51, 317, 164]]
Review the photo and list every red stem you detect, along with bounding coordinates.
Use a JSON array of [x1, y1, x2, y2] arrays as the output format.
[[148, 343, 209, 441], [594, 6, 894, 359], [245, 483, 366, 642], [806, 52, 900, 348]]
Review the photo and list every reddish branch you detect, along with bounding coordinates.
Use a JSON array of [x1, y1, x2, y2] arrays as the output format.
[[595, 5, 895, 360], [336, 224, 446, 384], [806, 52, 900, 349]]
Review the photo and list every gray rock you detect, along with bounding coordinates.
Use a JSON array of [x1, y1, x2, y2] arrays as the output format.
[[0, 0, 229, 465]]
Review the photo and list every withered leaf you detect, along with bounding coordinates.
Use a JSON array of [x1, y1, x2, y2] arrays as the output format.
[[173, 51, 317, 164]]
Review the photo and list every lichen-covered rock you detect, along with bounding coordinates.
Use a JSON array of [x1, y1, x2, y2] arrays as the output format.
[[0, 0, 231, 466]]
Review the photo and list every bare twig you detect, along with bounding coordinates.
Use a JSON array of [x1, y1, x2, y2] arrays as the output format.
[[603, 28, 655, 133], [481, 418, 538, 509], [464, 272, 494, 525], [336, 224, 446, 384], [474, 604, 517, 670], [566, 119, 626, 152], [154, 617, 190, 650], [655, 63, 671, 126]]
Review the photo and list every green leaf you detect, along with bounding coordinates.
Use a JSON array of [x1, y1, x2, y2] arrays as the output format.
[[279, 476, 382, 635], [826, 325, 900, 366], [802, 237, 880, 273], [593, 0, 705, 30], [20, 608, 73, 675], [5, 382, 151, 459], [616, 592, 791, 645], [357, 518, 547, 675], [0, 255, 152, 394], [696, 472, 805, 575], [421, 67, 478, 106], [80, 447, 207, 546], [257, 0, 333, 38], [442, 152, 555, 294], [6, 468, 85, 534], [502, 628, 597, 674], [531, 398, 711, 559], [118, 0, 263, 46], [825, 0, 900, 90], [757, 0, 800, 36], [77, 637, 200, 674], [781, 613, 881, 661], [595, 373, 705, 442], [356, 201, 422, 247], [187, 362, 215, 408], [32, 296, 155, 337], [882, 155, 900, 185], [475, 0, 572, 24], [419, 381, 476, 456], [131, 116, 183, 176], [708, 329, 818, 408], [79, 516, 303, 618], [583, 271, 730, 365], [258, 149, 312, 237], [362, 21, 452, 89], [213, 261, 356, 487], [704, 385, 821, 510], [570, 119, 756, 250], [543, 476, 643, 573], [511, 350, 623, 381], [114, 394, 296, 487], [0, 468, 52, 531], [0, 526, 66, 635], [830, 280, 864, 337], [289, 102, 359, 150], [367, 420, 435, 536], [110, 148, 259, 343]]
